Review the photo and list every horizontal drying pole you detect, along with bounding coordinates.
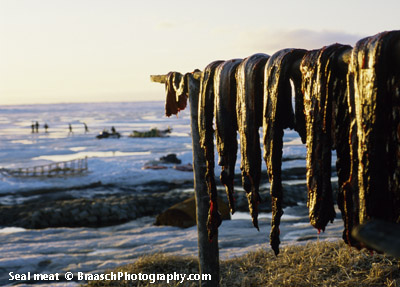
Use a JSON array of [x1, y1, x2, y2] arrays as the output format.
[[150, 50, 352, 85], [150, 71, 202, 84], [151, 39, 400, 84]]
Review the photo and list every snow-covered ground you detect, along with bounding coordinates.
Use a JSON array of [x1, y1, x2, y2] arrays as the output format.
[[0, 102, 342, 286]]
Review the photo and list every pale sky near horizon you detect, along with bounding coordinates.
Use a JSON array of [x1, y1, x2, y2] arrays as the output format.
[[1, 0, 399, 105]]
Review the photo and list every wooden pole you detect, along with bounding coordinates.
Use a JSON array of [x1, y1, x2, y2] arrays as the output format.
[[151, 72, 220, 286], [187, 73, 220, 286], [150, 71, 202, 83]]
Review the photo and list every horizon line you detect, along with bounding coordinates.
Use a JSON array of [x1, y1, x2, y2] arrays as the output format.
[[0, 99, 165, 107]]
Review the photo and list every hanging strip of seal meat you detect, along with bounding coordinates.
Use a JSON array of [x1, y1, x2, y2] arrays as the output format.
[[198, 60, 225, 241], [236, 53, 270, 230], [214, 59, 242, 214], [326, 44, 359, 247], [339, 69, 361, 247], [348, 31, 400, 228], [165, 72, 188, 117], [263, 48, 307, 255], [301, 44, 351, 232]]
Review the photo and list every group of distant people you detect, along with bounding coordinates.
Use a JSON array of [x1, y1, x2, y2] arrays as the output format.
[[31, 121, 48, 133], [31, 121, 89, 134], [29, 121, 124, 139]]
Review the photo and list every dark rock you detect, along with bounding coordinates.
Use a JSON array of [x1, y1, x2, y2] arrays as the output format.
[[154, 196, 230, 228], [159, 154, 181, 164]]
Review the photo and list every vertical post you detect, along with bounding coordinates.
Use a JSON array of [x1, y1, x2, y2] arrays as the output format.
[[187, 74, 220, 286]]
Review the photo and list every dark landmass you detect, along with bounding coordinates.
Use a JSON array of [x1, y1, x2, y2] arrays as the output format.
[[0, 167, 338, 229]]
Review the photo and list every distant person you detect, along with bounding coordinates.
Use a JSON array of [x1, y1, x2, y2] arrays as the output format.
[[35, 121, 39, 133], [31, 122, 35, 133], [44, 123, 49, 133], [83, 122, 89, 133], [111, 126, 116, 134], [69, 123, 73, 134]]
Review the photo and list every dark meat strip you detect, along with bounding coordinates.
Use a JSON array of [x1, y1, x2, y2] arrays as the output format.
[[301, 44, 349, 232], [328, 45, 360, 247], [165, 72, 188, 117], [214, 59, 242, 214], [236, 53, 270, 230], [198, 60, 225, 241], [348, 31, 400, 229], [340, 43, 364, 248], [263, 48, 307, 256], [339, 111, 360, 247], [292, 59, 307, 144]]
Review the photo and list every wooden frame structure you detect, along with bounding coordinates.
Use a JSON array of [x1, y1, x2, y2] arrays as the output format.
[[0, 157, 88, 178], [151, 36, 400, 286]]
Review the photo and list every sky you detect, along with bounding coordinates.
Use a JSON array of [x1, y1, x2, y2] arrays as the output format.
[[1, 0, 399, 105]]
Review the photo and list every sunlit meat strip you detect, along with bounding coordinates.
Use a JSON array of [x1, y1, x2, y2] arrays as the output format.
[[236, 53, 270, 230], [165, 72, 188, 117], [214, 59, 243, 214], [301, 44, 350, 232], [347, 31, 400, 237], [198, 60, 225, 241], [263, 48, 307, 255]]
